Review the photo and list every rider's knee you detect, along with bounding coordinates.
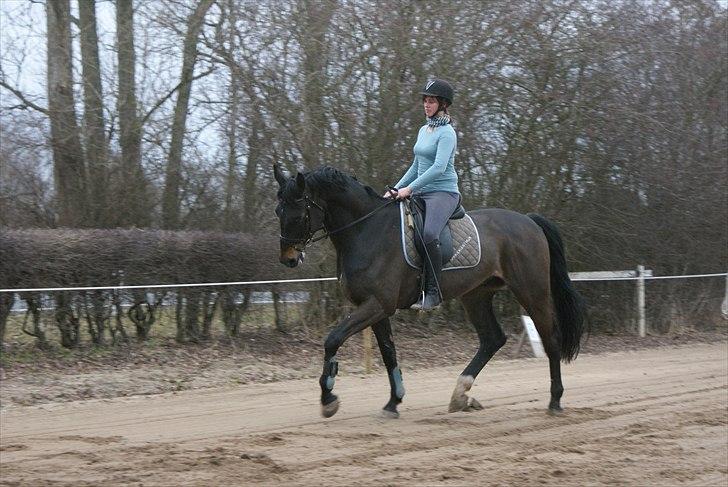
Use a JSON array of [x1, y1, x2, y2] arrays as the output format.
[[423, 230, 438, 244]]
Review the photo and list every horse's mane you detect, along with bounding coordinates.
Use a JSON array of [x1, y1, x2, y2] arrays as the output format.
[[303, 166, 382, 200]]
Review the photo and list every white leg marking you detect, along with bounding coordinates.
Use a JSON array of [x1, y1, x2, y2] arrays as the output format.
[[454, 375, 474, 396], [449, 375, 475, 412]]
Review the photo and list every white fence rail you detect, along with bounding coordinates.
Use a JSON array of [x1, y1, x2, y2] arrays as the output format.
[[2, 268, 726, 340], [1, 271, 725, 294]]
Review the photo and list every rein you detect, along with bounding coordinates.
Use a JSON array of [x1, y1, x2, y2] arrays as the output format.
[[280, 195, 398, 250], [311, 197, 398, 243]]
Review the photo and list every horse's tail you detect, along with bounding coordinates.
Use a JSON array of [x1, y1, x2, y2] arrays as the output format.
[[528, 214, 586, 363]]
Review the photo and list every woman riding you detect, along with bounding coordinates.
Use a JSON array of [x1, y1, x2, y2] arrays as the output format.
[[384, 78, 460, 311]]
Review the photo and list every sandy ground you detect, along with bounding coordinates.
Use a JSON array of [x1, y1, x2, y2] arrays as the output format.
[[1, 343, 726, 486]]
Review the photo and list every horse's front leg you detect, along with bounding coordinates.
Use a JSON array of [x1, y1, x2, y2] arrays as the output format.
[[320, 297, 386, 418]]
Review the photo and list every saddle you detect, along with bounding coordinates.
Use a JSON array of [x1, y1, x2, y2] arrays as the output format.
[[400, 197, 481, 271]]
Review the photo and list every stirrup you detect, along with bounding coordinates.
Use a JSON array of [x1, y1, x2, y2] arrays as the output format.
[[410, 291, 440, 311], [410, 291, 426, 310], [421, 291, 442, 311]]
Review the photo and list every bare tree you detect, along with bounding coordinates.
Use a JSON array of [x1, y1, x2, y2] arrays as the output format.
[[162, 0, 216, 229], [116, 0, 150, 227], [222, 0, 240, 232], [78, 0, 109, 227], [293, 0, 337, 167], [46, 0, 88, 227]]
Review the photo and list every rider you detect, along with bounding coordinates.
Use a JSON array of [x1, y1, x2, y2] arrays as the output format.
[[384, 79, 460, 310]]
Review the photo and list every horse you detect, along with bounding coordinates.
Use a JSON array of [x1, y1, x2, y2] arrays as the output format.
[[273, 164, 586, 418]]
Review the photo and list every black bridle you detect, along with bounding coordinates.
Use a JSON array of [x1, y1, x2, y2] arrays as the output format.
[[279, 193, 327, 251], [279, 193, 397, 251]]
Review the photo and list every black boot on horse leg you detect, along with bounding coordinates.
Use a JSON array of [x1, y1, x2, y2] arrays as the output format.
[[413, 239, 443, 311], [320, 355, 340, 418], [373, 318, 405, 418]]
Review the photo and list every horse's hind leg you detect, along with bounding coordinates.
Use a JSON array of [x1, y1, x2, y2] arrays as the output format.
[[450, 286, 507, 412], [372, 318, 405, 418], [511, 284, 564, 413]]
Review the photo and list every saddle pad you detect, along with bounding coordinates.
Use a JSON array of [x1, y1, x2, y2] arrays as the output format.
[[399, 202, 482, 271]]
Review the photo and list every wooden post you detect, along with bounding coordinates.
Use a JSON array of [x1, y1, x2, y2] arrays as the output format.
[[362, 327, 373, 374], [637, 265, 646, 337], [722, 273, 728, 319]]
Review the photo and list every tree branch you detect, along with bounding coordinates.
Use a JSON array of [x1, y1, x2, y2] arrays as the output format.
[[0, 81, 48, 115], [139, 66, 215, 126]]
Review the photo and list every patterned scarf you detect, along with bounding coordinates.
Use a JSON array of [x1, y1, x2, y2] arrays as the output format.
[[426, 111, 451, 131]]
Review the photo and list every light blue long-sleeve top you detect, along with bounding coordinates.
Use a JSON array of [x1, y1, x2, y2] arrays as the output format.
[[395, 124, 459, 194]]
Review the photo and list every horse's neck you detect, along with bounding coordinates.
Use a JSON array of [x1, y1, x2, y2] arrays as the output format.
[[321, 190, 380, 233], [322, 191, 385, 255]]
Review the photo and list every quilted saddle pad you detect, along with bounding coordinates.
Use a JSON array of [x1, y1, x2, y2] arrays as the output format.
[[399, 202, 482, 271]]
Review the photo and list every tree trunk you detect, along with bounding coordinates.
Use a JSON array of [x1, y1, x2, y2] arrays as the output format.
[[21, 294, 49, 349], [78, 0, 108, 227], [46, 0, 88, 227], [162, 0, 215, 229], [0, 293, 14, 347], [116, 0, 149, 228], [184, 289, 201, 342], [127, 291, 157, 341], [111, 290, 129, 344], [242, 109, 262, 228], [223, 68, 239, 231], [201, 290, 219, 341], [221, 288, 250, 338], [82, 290, 108, 345], [295, 0, 336, 168], [55, 292, 80, 349]]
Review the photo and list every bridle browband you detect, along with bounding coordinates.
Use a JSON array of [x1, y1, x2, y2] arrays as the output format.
[[279, 193, 397, 251]]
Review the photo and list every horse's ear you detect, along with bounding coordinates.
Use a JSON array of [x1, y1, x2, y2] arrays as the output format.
[[295, 172, 306, 192], [273, 163, 288, 187]]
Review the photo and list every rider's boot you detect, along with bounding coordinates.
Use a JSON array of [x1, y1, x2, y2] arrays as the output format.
[[413, 239, 443, 311]]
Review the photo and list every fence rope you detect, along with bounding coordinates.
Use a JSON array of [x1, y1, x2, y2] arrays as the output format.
[[0, 277, 339, 294], [570, 272, 727, 282], [0, 273, 725, 294]]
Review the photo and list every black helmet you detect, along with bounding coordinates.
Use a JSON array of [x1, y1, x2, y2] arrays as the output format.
[[420, 79, 454, 105]]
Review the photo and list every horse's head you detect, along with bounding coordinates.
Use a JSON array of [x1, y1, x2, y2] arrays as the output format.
[[273, 164, 326, 267]]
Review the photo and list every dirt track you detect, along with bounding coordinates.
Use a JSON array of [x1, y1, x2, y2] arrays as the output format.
[[1, 343, 726, 486]]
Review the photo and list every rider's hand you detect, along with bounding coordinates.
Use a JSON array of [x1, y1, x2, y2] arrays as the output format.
[[383, 187, 398, 199], [396, 187, 412, 200]]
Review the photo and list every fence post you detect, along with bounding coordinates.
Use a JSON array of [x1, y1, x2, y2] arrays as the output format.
[[722, 273, 728, 319], [637, 265, 646, 337], [362, 327, 373, 374]]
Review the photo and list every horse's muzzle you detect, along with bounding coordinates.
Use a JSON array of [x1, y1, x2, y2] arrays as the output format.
[[280, 247, 304, 267]]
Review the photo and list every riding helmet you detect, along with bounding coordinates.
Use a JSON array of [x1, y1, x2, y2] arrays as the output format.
[[420, 79, 454, 105]]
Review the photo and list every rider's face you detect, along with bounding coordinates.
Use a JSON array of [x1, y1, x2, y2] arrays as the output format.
[[423, 96, 439, 117]]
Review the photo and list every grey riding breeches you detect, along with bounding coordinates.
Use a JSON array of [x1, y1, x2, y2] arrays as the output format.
[[419, 191, 460, 244]]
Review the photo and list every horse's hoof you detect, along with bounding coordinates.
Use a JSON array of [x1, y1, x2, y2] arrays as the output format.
[[448, 396, 468, 413], [321, 398, 340, 418], [381, 408, 400, 419], [547, 406, 564, 416], [467, 397, 484, 411]]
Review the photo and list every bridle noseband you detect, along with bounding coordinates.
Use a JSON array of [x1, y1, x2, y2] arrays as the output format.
[[279, 193, 397, 252]]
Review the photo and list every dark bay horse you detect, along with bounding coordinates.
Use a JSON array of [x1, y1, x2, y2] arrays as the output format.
[[274, 165, 585, 418]]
